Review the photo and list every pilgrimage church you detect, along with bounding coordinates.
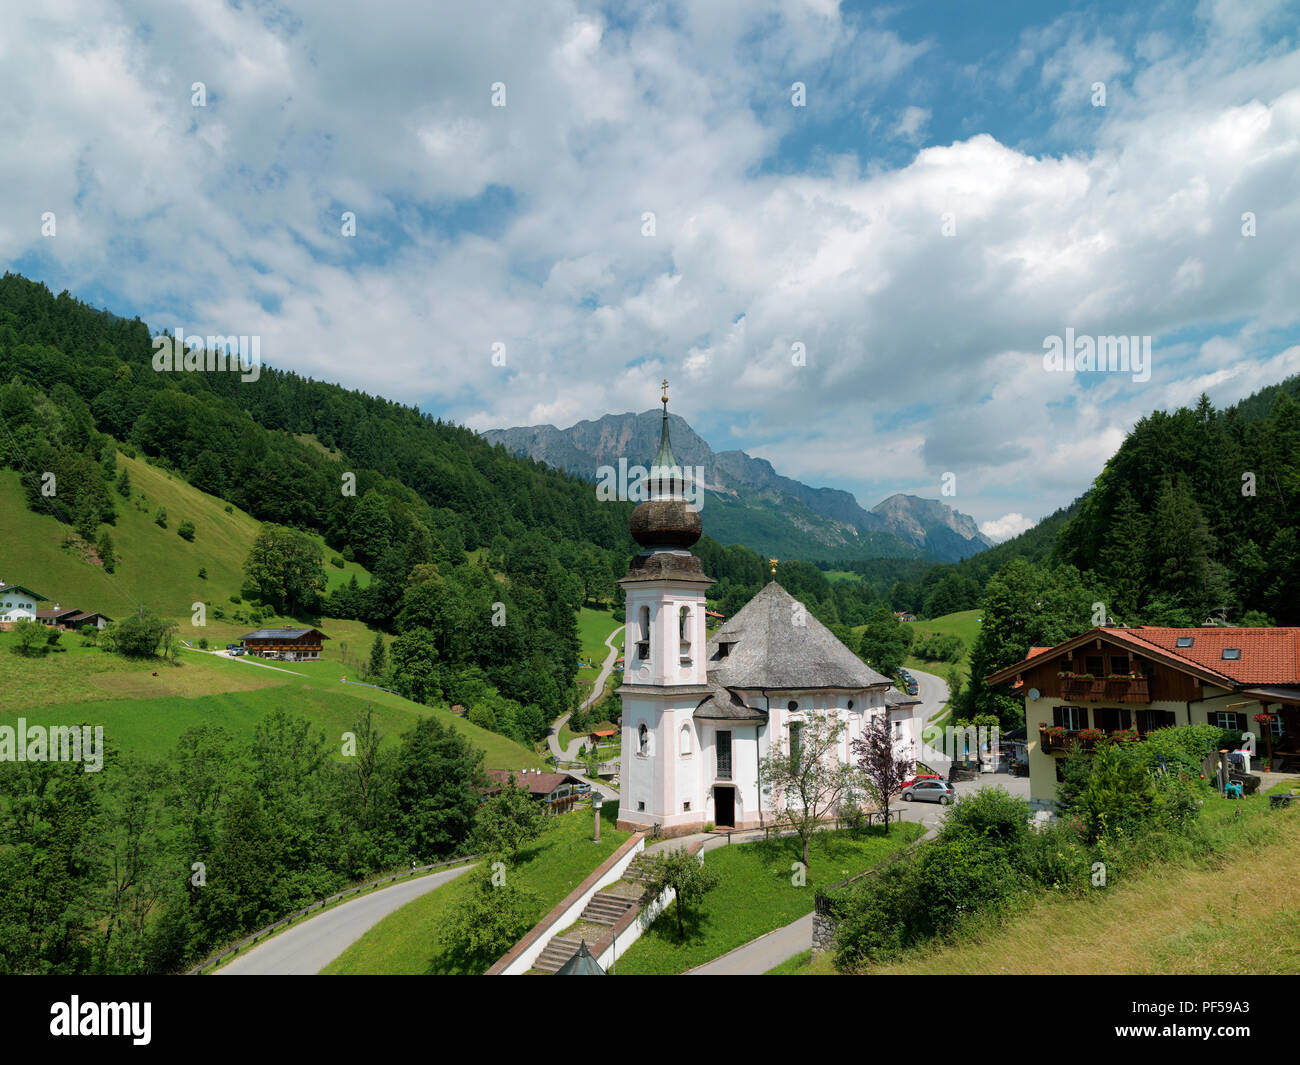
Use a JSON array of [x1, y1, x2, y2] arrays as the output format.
[[616, 386, 922, 835]]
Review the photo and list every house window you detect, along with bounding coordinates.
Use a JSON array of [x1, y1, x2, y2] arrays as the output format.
[[1136, 709, 1176, 734], [1084, 656, 1104, 676], [1093, 707, 1131, 733], [1176, 636, 1194, 648], [1109, 655, 1129, 674], [1053, 706, 1088, 732], [717, 642, 731, 658], [1212, 711, 1247, 732], [1222, 648, 1241, 661]]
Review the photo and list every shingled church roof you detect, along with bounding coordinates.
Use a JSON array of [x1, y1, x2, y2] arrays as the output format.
[[705, 581, 891, 691]]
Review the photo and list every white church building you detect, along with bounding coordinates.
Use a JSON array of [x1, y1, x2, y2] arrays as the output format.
[[616, 392, 924, 835]]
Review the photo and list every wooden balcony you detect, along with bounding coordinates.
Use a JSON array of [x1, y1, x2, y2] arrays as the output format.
[[1039, 727, 1140, 754], [1059, 674, 1149, 702]]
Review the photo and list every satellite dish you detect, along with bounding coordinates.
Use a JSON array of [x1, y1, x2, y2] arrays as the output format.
[[1027, 687, 1041, 701]]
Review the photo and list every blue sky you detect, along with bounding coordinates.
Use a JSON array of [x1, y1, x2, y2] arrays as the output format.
[[3, 0, 1299, 541]]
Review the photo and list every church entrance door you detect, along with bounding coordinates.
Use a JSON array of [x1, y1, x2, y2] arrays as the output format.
[[713, 786, 735, 828]]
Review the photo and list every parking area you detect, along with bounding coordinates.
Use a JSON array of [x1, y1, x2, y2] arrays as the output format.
[[894, 771, 1030, 831]]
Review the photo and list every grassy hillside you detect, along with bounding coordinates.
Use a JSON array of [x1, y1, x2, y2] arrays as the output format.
[[902, 608, 981, 683], [0, 452, 368, 620], [862, 796, 1300, 975], [0, 630, 548, 770], [575, 604, 624, 700]]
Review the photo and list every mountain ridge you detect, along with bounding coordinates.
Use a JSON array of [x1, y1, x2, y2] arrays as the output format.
[[483, 410, 993, 563]]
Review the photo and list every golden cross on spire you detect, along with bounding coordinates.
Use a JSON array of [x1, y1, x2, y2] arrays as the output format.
[[661, 378, 669, 406], [769, 558, 778, 576]]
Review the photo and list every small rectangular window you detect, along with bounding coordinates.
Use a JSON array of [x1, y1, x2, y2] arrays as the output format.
[[1176, 636, 1193, 648], [1222, 648, 1240, 660], [683, 801, 691, 812], [637, 801, 645, 812]]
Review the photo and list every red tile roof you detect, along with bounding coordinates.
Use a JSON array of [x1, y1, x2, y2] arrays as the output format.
[[989, 626, 1300, 688], [1107, 627, 1300, 685]]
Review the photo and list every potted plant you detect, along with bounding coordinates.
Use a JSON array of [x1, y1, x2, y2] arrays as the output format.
[[1078, 727, 1106, 748]]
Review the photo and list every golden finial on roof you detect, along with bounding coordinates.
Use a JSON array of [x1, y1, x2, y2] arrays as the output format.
[[661, 378, 669, 406], [769, 558, 778, 576]]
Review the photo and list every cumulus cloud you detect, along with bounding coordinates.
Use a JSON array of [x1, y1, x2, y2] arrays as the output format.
[[1, 0, 1298, 531], [980, 513, 1039, 542]]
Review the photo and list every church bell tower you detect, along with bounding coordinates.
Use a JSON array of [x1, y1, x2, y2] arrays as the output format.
[[615, 382, 713, 833]]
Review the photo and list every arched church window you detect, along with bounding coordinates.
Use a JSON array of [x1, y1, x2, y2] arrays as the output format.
[[847, 699, 855, 710], [637, 605, 650, 663], [789, 721, 803, 768], [638, 723, 649, 756], [678, 605, 691, 664], [680, 724, 692, 756]]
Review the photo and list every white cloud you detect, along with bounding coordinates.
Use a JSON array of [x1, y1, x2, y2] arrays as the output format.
[[980, 513, 1038, 542], [0, 0, 1298, 531]]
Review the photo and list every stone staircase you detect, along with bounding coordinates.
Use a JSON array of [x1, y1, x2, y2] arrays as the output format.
[[531, 890, 640, 972], [534, 934, 586, 973], [623, 854, 656, 886]]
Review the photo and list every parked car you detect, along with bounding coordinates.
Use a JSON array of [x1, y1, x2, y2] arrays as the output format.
[[900, 780, 956, 805], [898, 773, 942, 791]]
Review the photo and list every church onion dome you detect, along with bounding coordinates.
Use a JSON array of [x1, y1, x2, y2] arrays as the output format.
[[629, 393, 702, 551]]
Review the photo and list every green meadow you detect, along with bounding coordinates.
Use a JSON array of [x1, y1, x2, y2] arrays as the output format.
[[0, 630, 547, 769]]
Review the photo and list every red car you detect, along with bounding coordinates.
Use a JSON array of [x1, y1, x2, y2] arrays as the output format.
[[898, 773, 942, 791]]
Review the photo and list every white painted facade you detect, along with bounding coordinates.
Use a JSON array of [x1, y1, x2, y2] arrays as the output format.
[[0, 585, 42, 623]]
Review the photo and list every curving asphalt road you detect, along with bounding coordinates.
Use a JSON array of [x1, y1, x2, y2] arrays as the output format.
[[216, 863, 474, 975], [547, 625, 624, 802]]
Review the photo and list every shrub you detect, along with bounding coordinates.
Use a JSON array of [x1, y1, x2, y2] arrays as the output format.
[[198, 637, 209, 649], [330, 556, 345, 569], [177, 520, 196, 542], [224, 504, 233, 513], [942, 786, 1032, 853], [197, 567, 207, 579], [154, 506, 168, 528]]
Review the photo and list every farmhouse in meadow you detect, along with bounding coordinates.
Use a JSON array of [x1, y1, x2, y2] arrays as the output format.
[[615, 391, 925, 836], [987, 625, 1300, 810], [35, 605, 114, 631], [485, 769, 584, 813], [237, 625, 329, 661], [0, 581, 48, 627]]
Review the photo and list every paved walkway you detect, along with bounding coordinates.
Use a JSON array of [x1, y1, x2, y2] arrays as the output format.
[[216, 863, 474, 975]]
